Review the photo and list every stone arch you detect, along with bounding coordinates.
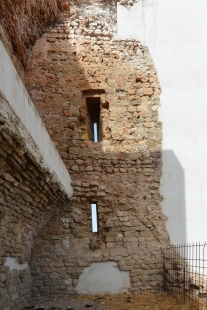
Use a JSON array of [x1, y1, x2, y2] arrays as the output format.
[[0, 0, 69, 80]]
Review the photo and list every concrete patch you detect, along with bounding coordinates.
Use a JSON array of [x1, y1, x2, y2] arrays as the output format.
[[75, 262, 130, 294], [4, 257, 28, 271]]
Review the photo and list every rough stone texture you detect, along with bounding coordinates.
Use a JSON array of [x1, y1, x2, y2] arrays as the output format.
[[69, 0, 116, 39], [0, 94, 70, 310], [0, 26, 25, 83], [25, 1, 169, 297], [0, 0, 69, 82]]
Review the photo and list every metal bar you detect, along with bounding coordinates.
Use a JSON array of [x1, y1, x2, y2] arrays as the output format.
[[184, 243, 186, 304], [163, 242, 207, 309], [163, 261, 166, 292]]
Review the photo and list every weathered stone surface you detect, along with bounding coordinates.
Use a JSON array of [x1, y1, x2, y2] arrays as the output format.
[[0, 95, 70, 309], [24, 1, 169, 298], [0, 0, 171, 306], [0, 0, 69, 80]]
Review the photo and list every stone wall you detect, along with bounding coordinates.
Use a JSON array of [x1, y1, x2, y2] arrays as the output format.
[[0, 0, 69, 82], [69, 0, 116, 38], [25, 4, 169, 296], [0, 94, 70, 310]]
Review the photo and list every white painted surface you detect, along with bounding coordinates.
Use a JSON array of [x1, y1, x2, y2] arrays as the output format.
[[117, 2, 145, 41], [117, 0, 207, 244], [76, 262, 130, 294], [0, 41, 72, 197], [4, 257, 28, 271], [91, 203, 98, 232]]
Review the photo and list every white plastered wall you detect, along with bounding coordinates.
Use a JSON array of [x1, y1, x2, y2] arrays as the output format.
[[117, 0, 207, 244], [0, 41, 72, 198]]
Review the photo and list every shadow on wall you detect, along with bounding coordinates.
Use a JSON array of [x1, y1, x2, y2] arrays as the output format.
[[161, 150, 186, 244], [24, 22, 188, 252], [24, 18, 171, 296]]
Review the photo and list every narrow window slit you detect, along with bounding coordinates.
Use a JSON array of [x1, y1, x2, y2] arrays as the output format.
[[93, 122, 98, 143], [91, 203, 98, 233], [86, 97, 101, 142]]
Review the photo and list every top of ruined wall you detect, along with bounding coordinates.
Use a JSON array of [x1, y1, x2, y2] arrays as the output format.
[[0, 0, 69, 80], [0, 0, 139, 81], [62, 0, 138, 42]]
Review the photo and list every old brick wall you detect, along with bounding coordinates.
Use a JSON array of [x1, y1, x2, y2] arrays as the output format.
[[0, 95, 69, 309], [25, 1, 170, 296], [0, 0, 69, 82]]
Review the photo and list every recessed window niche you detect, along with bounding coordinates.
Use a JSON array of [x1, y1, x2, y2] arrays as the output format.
[[86, 97, 101, 142]]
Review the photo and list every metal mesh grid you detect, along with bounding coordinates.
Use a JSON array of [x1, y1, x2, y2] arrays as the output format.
[[163, 243, 207, 309]]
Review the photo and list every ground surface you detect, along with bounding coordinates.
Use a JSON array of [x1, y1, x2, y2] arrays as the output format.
[[23, 293, 198, 310]]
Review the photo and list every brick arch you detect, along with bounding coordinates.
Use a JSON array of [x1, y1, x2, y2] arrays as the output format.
[[0, 0, 69, 78]]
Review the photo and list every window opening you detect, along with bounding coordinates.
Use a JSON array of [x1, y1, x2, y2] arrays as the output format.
[[93, 123, 98, 142], [91, 203, 98, 233], [86, 97, 101, 142]]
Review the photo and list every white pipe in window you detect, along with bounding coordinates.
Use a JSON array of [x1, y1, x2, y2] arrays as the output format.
[[93, 122, 98, 142], [91, 203, 98, 232]]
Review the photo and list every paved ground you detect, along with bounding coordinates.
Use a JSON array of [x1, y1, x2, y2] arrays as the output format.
[[24, 295, 105, 310], [21, 293, 197, 310]]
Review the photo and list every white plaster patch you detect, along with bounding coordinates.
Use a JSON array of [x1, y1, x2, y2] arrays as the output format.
[[4, 257, 28, 271], [117, 2, 145, 41], [75, 262, 130, 294]]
